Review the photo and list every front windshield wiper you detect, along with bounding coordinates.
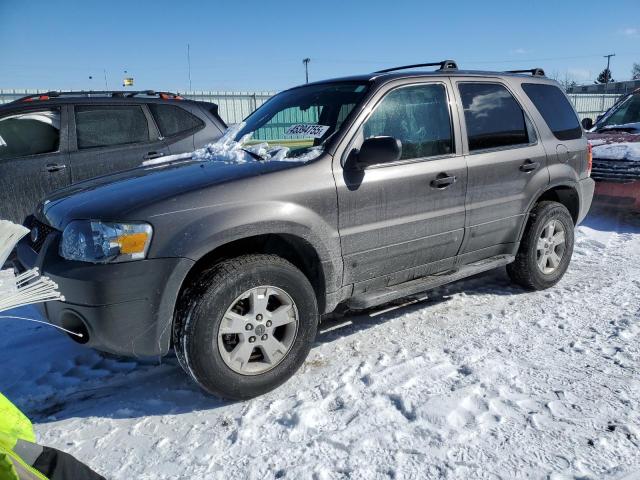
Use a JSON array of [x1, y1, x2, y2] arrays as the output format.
[[240, 148, 265, 161], [596, 126, 639, 134]]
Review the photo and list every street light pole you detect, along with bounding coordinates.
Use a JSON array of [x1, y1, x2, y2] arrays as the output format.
[[603, 53, 615, 83], [303, 58, 310, 83], [187, 44, 192, 92]]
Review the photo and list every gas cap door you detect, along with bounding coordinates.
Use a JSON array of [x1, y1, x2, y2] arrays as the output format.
[[556, 144, 569, 163]]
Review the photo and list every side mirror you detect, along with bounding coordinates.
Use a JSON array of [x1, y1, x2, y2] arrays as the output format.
[[581, 117, 593, 130], [356, 136, 402, 168]]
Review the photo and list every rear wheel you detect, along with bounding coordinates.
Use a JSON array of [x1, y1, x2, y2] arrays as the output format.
[[174, 254, 318, 399], [507, 201, 575, 290]]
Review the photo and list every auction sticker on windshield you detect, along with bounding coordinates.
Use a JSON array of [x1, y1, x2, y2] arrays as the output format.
[[285, 124, 330, 138]]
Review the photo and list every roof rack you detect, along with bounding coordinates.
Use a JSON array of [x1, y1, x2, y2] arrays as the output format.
[[374, 60, 458, 74], [506, 68, 546, 77], [14, 90, 184, 103]]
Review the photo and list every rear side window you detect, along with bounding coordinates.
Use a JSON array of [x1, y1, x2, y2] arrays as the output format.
[[459, 83, 529, 151], [363, 83, 454, 160], [522, 83, 582, 140], [75, 105, 149, 149], [0, 109, 60, 160], [148, 104, 203, 137]]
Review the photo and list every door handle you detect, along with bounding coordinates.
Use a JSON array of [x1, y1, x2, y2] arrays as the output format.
[[519, 160, 539, 172], [144, 151, 164, 160], [45, 163, 67, 172], [430, 174, 457, 189]]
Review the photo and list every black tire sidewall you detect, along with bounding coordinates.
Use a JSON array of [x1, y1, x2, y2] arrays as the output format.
[[524, 204, 575, 289], [185, 259, 318, 399]]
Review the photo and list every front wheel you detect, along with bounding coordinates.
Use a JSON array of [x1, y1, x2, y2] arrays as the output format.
[[174, 255, 318, 399], [507, 201, 575, 290]]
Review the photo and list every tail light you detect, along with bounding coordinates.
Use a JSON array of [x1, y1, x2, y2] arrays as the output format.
[[587, 142, 593, 177]]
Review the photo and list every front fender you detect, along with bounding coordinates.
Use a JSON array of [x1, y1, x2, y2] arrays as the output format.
[[148, 200, 343, 294]]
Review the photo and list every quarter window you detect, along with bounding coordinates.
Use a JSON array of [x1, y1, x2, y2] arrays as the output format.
[[148, 104, 203, 137], [459, 83, 529, 151], [0, 109, 60, 160], [522, 83, 582, 140], [75, 105, 149, 149], [363, 83, 454, 160]]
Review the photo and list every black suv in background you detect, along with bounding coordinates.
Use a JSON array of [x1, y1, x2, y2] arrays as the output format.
[[0, 91, 226, 223]]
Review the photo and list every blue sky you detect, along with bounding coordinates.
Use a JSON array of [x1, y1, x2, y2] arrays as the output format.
[[1, 0, 639, 92]]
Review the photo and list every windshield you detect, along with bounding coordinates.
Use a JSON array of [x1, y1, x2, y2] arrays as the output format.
[[235, 81, 370, 159], [597, 93, 640, 131]]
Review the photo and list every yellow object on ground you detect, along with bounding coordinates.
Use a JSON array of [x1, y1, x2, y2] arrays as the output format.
[[0, 393, 48, 480]]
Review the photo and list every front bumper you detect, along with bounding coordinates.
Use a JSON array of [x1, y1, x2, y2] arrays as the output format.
[[594, 180, 640, 210], [17, 231, 194, 358]]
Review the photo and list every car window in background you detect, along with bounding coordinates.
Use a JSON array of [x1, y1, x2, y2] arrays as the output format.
[[363, 83, 454, 160], [522, 83, 582, 140], [75, 105, 149, 149], [0, 109, 60, 160], [148, 103, 203, 137], [459, 83, 529, 151], [598, 94, 640, 128]]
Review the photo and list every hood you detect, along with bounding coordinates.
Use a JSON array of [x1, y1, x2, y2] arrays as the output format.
[[39, 158, 304, 229], [587, 131, 640, 162]]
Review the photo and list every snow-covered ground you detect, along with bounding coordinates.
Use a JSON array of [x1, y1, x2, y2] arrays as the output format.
[[1, 208, 639, 479]]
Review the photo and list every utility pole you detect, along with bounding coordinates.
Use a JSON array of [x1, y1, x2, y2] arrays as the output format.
[[103, 69, 108, 89], [303, 58, 310, 83], [603, 53, 615, 83], [187, 44, 192, 92]]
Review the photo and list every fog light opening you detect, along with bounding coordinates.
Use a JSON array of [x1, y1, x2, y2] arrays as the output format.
[[60, 311, 90, 344]]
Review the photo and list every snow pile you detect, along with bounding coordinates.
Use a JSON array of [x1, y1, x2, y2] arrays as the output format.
[[592, 141, 640, 161], [1, 209, 639, 479], [143, 123, 323, 167]]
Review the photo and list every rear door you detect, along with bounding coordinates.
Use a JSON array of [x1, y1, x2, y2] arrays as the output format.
[[0, 106, 71, 223], [68, 103, 170, 182], [334, 80, 467, 291], [147, 102, 209, 153], [451, 80, 549, 261]]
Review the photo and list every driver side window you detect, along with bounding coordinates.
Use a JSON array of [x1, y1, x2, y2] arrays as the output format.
[[362, 83, 454, 160]]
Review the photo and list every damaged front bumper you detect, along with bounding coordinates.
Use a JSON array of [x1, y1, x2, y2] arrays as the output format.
[[594, 180, 640, 210], [17, 229, 194, 358]]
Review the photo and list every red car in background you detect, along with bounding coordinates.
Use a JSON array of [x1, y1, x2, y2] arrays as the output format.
[[584, 88, 640, 210]]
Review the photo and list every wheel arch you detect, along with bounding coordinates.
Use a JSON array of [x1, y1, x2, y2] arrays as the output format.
[[517, 183, 580, 243], [176, 232, 329, 318]]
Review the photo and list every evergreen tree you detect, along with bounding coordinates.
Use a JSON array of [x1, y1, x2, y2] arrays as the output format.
[[596, 68, 614, 84], [632, 63, 640, 80]]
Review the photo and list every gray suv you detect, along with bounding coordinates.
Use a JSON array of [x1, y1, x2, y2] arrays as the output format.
[[17, 61, 595, 399], [0, 90, 226, 223]]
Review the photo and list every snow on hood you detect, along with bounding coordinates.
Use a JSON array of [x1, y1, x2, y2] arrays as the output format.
[[143, 122, 323, 167], [591, 141, 640, 161]]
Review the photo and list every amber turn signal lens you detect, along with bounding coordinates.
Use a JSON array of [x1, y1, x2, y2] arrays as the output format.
[[118, 233, 150, 254]]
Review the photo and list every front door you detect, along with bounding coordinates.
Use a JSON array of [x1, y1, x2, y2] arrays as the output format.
[[334, 81, 467, 292], [0, 107, 71, 223], [68, 103, 170, 183], [451, 80, 549, 260]]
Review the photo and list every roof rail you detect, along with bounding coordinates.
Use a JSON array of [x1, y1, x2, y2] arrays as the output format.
[[13, 90, 184, 103], [374, 59, 458, 74], [506, 68, 546, 77]]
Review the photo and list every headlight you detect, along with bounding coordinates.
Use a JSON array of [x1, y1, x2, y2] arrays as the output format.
[[60, 220, 153, 264]]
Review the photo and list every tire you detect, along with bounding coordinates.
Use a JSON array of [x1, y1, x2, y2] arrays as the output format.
[[507, 201, 575, 291], [173, 254, 318, 400]]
